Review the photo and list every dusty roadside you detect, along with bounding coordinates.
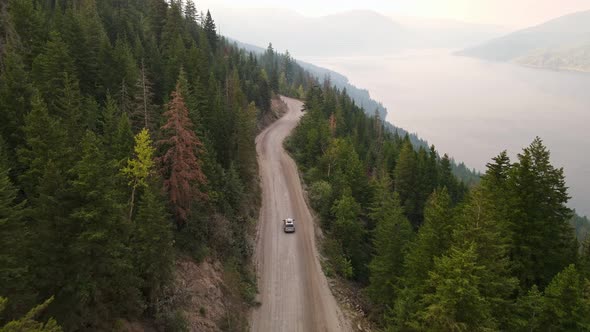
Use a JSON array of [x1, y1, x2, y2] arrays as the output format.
[[258, 95, 289, 131]]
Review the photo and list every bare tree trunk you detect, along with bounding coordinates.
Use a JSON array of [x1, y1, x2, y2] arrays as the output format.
[[141, 59, 149, 129], [128, 185, 136, 222]]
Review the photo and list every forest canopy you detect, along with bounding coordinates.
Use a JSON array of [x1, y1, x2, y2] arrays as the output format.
[[0, 0, 588, 331]]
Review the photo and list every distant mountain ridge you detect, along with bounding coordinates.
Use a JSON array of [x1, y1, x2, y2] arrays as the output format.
[[219, 9, 405, 56], [458, 10, 590, 72], [214, 8, 507, 56], [389, 14, 508, 49]]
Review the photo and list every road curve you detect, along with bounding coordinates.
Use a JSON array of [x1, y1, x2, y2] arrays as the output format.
[[251, 96, 351, 332]]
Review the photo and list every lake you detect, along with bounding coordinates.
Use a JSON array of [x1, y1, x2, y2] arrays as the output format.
[[301, 50, 590, 217]]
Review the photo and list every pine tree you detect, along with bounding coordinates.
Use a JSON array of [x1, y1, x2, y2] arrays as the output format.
[[76, 0, 110, 98], [100, 93, 118, 141], [113, 112, 135, 164], [283, 49, 294, 83], [161, 15, 186, 94], [295, 104, 330, 167], [321, 138, 367, 204], [256, 70, 271, 114], [309, 180, 333, 226], [220, 163, 245, 215], [31, 31, 77, 112], [405, 188, 454, 283], [510, 137, 577, 290], [4, 0, 46, 67], [452, 187, 518, 328], [331, 189, 366, 279], [512, 285, 544, 332], [213, 69, 243, 168], [184, 0, 197, 23], [393, 188, 454, 328], [176, 67, 202, 135], [201, 73, 221, 140], [235, 102, 258, 183], [581, 237, 590, 278], [148, 0, 169, 43], [261, 43, 280, 92], [0, 144, 30, 317], [415, 245, 496, 331], [197, 28, 212, 69], [131, 182, 174, 304], [414, 147, 433, 225], [57, 2, 108, 97], [482, 151, 511, 190], [65, 131, 140, 329], [439, 153, 461, 203], [0, 43, 33, 153], [160, 0, 184, 53], [480, 151, 514, 250], [394, 140, 418, 225], [184, 44, 204, 100], [428, 145, 439, 185], [539, 265, 590, 330], [53, 72, 85, 141], [203, 10, 217, 50], [17, 92, 70, 197], [111, 37, 139, 106], [367, 187, 413, 312], [158, 81, 208, 227], [26, 160, 70, 315]]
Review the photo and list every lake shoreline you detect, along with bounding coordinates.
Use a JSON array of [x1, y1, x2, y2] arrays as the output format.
[[304, 49, 590, 216]]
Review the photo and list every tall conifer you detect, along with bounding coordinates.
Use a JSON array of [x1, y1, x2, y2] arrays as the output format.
[[367, 185, 412, 312], [203, 10, 217, 50], [510, 137, 577, 289], [158, 81, 207, 227]]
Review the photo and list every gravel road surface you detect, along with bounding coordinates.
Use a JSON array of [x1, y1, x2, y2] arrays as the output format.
[[250, 96, 350, 332]]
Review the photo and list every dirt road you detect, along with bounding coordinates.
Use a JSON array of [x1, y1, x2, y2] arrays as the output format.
[[251, 96, 350, 332]]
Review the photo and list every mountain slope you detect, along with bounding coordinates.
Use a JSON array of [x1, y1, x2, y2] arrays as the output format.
[[390, 15, 508, 48], [217, 9, 405, 56], [515, 43, 590, 72], [458, 10, 590, 62], [212, 8, 506, 55]]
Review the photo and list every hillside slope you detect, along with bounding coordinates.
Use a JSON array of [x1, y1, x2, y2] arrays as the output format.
[[515, 43, 590, 72], [458, 10, 590, 65]]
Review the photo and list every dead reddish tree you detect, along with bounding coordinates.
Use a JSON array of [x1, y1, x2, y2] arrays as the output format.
[[329, 113, 336, 136], [158, 83, 207, 227]]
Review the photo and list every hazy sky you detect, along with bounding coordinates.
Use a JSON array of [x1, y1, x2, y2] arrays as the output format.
[[199, 0, 590, 28]]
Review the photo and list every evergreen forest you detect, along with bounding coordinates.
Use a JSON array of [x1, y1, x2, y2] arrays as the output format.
[[0, 0, 589, 331], [0, 0, 309, 329], [287, 81, 590, 331]]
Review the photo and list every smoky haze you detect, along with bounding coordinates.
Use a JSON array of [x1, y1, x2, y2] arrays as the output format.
[[208, 7, 508, 56], [201, 2, 590, 217], [200, 0, 590, 28]]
